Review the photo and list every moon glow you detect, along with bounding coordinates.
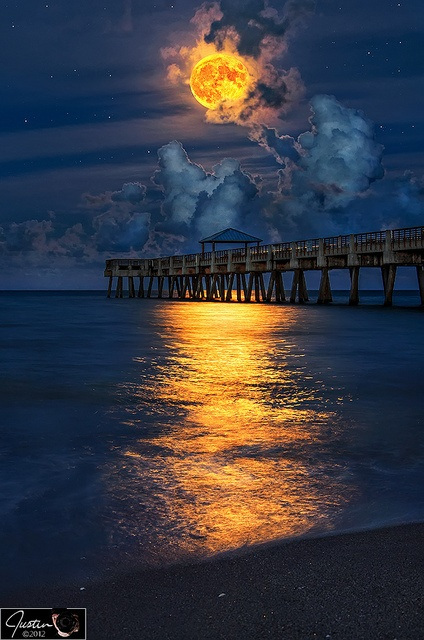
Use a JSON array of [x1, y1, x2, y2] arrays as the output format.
[[190, 53, 250, 110]]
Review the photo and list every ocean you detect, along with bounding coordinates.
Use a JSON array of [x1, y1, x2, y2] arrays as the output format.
[[1, 290, 423, 593]]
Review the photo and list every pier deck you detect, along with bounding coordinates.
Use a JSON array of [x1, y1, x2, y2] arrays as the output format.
[[104, 225, 424, 305]]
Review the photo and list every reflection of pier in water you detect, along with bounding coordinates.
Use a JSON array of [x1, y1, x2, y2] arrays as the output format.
[[104, 225, 424, 305]]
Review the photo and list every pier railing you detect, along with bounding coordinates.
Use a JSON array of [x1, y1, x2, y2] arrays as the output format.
[[105, 224, 424, 306], [106, 225, 424, 272]]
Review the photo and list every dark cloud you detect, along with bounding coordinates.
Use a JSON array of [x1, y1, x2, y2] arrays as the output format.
[[204, 0, 315, 58], [92, 210, 150, 252], [0, 181, 151, 262], [248, 124, 300, 165]]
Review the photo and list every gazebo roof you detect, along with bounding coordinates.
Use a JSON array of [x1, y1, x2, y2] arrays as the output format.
[[199, 228, 262, 244]]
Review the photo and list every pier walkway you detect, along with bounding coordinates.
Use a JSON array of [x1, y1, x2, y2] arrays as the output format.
[[104, 225, 424, 305]]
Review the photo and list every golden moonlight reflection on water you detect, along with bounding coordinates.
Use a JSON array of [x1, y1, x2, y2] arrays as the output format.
[[107, 302, 354, 564]]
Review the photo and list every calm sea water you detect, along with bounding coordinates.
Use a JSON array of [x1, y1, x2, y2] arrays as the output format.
[[1, 290, 423, 593]]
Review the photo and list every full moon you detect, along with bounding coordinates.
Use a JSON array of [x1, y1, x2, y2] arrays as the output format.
[[189, 53, 250, 110]]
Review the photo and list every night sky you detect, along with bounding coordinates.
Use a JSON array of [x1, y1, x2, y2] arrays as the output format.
[[1, 0, 423, 289]]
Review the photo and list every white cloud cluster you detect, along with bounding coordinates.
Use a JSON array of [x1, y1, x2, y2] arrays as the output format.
[[153, 140, 258, 238], [296, 95, 385, 205]]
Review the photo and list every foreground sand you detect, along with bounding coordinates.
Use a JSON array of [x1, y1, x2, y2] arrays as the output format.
[[3, 523, 424, 639]]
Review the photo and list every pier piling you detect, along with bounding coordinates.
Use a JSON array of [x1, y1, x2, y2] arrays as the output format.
[[317, 268, 332, 304], [382, 265, 397, 306], [349, 267, 360, 305], [417, 266, 424, 305]]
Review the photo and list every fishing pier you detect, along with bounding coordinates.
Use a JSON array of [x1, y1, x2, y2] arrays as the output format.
[[104, 225, 424, 306]]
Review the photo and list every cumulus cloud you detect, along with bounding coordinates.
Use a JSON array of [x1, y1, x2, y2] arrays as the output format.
[[249, 94, 389, 238], [153, 140, 259, 239], [295, 95, 385, 204]]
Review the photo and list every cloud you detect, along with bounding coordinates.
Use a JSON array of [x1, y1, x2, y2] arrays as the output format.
[[295, 95, 385, 205], [84, 182, 146, 208], [1, 96, 423, 283], [248, 123, 301, 165], [92, 209, 150, 253], [0, 219, 54, 254], [111, 182, 147, 204], [162, 0, 313, 127], [153, 140, 259, 239], [255, 94, 388, 238], [0, 181, 151, 264], [0, 217, 91, 263], [204, 0, 316, 59]]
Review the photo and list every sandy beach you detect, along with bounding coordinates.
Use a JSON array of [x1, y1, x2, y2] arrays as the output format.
[[3, 522, 424, 639]]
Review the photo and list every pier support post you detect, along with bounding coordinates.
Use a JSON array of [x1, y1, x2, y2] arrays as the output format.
[[417, 266, 424, 305], [241, 274, 248, 301], [236, 273, 242, 302], [207, 274, 217, 300], [193, 275, 199, 298], [203, 275, 210, 300], [254, 273, 260, 302], [277, 272, 286, 302], [219, 274, 225, 301], [107, 276, 113, 298], [157, 276, 164, 298], [382, 264, 397, 306], [266, 271, 275, 302], [274, 271, 285, 303], [226, 272, 234, 301], [298, 270, 309, 303], [147, 276, 154, 298], [317, 268, 332, 304], [349, 267, 359, 305], [245, 273, 253, 302], [290, 270, 299, 303], [211, 274, 219, 299], [190, 275, 197, 299], [175, 276, 182, 297], [138, 276, 144, 298], [115, 276, 123, 298], [128, 276, 135, 298], [184, 275, 192, 298], [214, 275, 220, 299], [290, 270, 308, 303], [259, 273, 266, 302], [168, 276, 174, 299]]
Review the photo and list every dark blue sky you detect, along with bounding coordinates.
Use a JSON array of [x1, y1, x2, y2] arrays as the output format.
[[1, 0, 423, 288]]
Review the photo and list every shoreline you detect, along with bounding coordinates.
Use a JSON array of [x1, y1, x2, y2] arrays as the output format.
[[3, 522, 424, 639]]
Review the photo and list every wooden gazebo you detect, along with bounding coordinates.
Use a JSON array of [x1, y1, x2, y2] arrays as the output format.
[[200, 228, 262, 255]]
